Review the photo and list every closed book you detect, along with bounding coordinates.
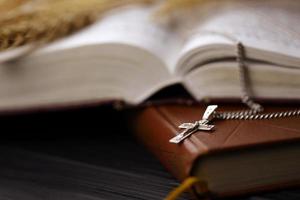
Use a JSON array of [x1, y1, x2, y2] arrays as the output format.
[[129, 104, 300, 198]]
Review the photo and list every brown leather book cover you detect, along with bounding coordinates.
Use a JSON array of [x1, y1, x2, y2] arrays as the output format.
[[129, 104, 300, 198]]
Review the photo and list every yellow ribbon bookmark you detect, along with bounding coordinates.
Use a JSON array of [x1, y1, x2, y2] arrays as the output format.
[[165, 177, 208, 200]]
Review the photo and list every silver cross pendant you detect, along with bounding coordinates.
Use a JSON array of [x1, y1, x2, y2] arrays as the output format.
[[169, 105, 218, 144]]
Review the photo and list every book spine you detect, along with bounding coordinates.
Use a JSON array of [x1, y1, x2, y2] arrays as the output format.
[[129, 107, 197, 181]]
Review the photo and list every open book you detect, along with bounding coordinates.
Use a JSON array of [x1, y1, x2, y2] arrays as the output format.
[[1, 0, 300, 111]]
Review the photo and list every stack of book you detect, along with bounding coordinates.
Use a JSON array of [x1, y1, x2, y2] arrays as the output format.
[[0, 0, 300, 199]]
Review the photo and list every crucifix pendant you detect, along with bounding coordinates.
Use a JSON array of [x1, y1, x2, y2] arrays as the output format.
[[169, 105, 218, 144]]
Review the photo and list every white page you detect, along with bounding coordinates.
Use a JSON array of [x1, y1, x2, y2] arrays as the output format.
[[200, 0, 300, 54], [176, 0, 300, 73], [39, 5, 181, 73]]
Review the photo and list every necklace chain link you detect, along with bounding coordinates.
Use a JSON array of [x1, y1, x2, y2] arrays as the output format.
[[213, 42, 300, 120]]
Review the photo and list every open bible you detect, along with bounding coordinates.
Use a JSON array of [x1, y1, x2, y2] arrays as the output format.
[[0, 0, 300, 111]]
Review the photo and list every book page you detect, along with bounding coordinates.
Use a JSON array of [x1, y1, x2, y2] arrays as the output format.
[[40, 5, 181, 72], [176, 0, 300, 73]]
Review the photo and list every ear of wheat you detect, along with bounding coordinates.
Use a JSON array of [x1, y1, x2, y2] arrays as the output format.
[[0, 0, 155, 52]]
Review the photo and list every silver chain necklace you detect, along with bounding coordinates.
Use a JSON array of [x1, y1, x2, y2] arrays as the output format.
[[170, 42, 300, 144]]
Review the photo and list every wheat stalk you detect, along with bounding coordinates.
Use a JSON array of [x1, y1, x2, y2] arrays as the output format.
[[0, 0, 155, 51]]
